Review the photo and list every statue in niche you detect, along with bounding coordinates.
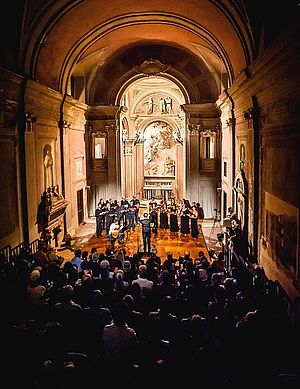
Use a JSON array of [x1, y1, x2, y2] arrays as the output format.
[[173, 127, 183, 145], [133, 128, 143, 145], [165, 96, 173, 113], [159, 97, 167, 113], [122, 127, 129, 143], [43, 145, 54, 189], [51, 184, 63, 202], [163, 156, 175, 176], [144, 96, 155, 114]]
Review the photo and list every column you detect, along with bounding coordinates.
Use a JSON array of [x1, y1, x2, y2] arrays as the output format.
[[175, 143, 184, 199], [186, 124, 201, 201], [123, 140, 133, 197], [25, 113, 38, 241], [135, 140, 144, 198], [106, 124, 121, 198]]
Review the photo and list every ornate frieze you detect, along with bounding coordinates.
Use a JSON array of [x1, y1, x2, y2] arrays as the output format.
[[188, 123, 202, 135], [133, 129, 144, 145], [25, 113, 37, 132], [104, 124, 117, 132], [244, 107, 254, 128], [225, 117, 235, 128], [134, 59, 169, 76], [61, 120, 71, 135]]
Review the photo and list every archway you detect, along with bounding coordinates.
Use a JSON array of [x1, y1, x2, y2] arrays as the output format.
[[118, 75, 187, 200]]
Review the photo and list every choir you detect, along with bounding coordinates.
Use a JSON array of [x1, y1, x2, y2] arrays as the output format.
[[95, 195, 204, 240]]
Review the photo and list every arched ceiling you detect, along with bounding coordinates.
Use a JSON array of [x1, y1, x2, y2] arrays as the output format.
[[88, 43, 220, 105], [21, 0, 255, 103]]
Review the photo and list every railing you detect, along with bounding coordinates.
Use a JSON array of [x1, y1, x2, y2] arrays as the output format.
[[0, 244, 11, 260], [0, 238, 40, 263], [224, 241, 300, 329]]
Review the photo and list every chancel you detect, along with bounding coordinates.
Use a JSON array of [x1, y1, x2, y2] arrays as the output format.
[[0, 1, 300, 387]]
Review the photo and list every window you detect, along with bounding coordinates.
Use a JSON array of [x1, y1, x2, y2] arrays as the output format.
[[201, 131, 216, 159], [205, 137, 210, 158], [94, 137, 106, 159], [224, 161, 227, 177]]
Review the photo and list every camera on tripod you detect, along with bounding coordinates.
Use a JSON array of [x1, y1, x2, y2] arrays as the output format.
[[213, 208, 221, 221]]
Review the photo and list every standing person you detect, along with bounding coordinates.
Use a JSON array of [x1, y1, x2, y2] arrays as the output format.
[[196, 202, 205, 225], [108, 217, 121, 251], [139, 212, 153, 255], [120, 197, 129, 226], [128, 199, 136, 232], [149, 201, 158, 237], [169, 197, 179, 232], [99, 199, 108, 234], [180, 199, 190, 236], [190, 204, 199, 239], [132, 196, 140, 225], [159, 198, 169, 229], [95, 199, 105, 237], [106, 201, 116, 236]]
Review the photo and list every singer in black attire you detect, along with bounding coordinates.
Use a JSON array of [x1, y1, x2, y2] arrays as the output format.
[[139, 212, 153, 255]]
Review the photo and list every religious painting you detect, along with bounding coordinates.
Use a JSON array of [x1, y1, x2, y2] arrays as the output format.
[[144, 121, 176, 176], [265, 192, 299, 284]]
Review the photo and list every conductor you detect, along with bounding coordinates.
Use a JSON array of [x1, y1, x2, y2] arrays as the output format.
[[139, 212, 154, 255]]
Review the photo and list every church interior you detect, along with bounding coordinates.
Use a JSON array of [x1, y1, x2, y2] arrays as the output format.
[[0, 1, 300, 387]]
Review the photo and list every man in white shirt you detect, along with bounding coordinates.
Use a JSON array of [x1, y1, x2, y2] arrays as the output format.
[[132, 264, 154, 297], [108, 217, 122, 250]]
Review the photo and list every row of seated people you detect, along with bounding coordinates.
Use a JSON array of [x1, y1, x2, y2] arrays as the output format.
[[0, 247, 300, 388]]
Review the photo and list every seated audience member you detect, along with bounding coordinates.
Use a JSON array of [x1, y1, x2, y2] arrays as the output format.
[[132, 264, 154, 297], [102, 300, 139, 373], [70, 249, 84, 274]]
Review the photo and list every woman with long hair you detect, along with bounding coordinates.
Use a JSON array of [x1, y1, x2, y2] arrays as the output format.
[[169, 197, 179, 232], [180, 199, 190, 236]]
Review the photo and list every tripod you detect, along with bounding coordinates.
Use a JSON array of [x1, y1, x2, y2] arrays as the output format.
[[209, 209, 221, 240]]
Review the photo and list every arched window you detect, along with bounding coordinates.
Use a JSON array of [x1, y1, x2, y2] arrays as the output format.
[[201, 130, 216, 158], [93, 133, 107, 159]]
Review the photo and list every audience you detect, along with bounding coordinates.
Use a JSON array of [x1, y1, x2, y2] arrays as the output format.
[[0, 239, 299, 389]]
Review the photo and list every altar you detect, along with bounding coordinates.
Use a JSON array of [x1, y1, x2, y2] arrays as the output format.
[[142, 176, 174, 200]]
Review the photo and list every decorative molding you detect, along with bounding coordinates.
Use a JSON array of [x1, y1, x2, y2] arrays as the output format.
[[91, 130, 107, 138], [62, 120, 71, 135], [200, 129, 217, 137], [133, 128, 144, 145], [134, 59, 169, 76], [244, 107, 254, 128], [225, 117, 235, 128], [188, 123, 202, 134], [104, 124, 117, 132], [25, 112, 37, 132]]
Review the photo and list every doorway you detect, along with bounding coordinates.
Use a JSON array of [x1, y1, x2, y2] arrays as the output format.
[[223, 190, 227, 219], [77, 189, 84, 225]]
